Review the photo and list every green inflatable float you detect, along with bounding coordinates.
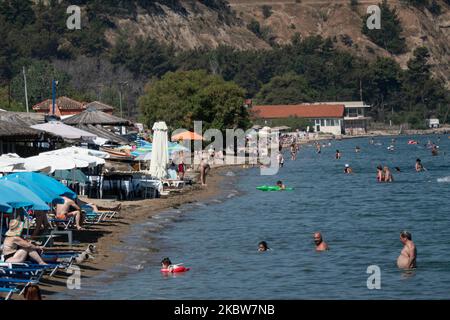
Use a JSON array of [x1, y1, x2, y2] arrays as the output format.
[[256, 185, 294, 192]]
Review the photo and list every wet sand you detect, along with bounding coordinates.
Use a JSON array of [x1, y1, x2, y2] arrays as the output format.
[[36, 166, 232, 299]]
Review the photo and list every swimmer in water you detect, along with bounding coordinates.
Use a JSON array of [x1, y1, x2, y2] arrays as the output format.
[[355, 146, 361, 153], [383, 166, 394, 182], [397, 231, 417, 270], [276, 180, 286, 190], [258, 241, 269, 252], [335, 150, 341, 160], [415, 159, 425, 172], [344, 164, 353, 174], [161, 257, 173, 270], [431, 145, 439, 156], [313, 232, 329, 251], [376, 165, 384, 182]]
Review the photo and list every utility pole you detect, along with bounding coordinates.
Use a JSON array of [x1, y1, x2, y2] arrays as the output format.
[[23, 67, 29, 113], [119, 89, 123, 118], [52, 79, 58, 116]]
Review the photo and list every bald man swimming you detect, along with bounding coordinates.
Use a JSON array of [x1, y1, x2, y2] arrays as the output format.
[[314, 232, 329, 251], [397, 231, 417, 269]]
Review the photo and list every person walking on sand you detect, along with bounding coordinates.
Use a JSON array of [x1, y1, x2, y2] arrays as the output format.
[[397, 231, 416, 270], [313, 232, 329, 251], [200, 159, 211, 186]]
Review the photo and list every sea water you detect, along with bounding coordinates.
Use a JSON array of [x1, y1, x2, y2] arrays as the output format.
[[57, 134, 450, 299]]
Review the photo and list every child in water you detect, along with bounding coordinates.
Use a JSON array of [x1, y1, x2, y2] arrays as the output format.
[[276, 180, 286, 190], [161, 257, 173, 270], [258, 241, 269, 252]]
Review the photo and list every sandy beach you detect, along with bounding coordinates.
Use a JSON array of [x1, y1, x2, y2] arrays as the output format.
[[36, 165, 234, 299]]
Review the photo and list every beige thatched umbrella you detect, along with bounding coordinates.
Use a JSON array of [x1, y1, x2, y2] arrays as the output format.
[[63, 107, 131, 126]]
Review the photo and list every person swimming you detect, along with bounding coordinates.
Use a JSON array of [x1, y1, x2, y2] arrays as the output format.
[[431, 145, 439, 156], [335, 150, 341, 159], [161, 257, 173, 270], [415, 159, 425, 172], [276, 180, 286, 190], [344, 164, 353, 174], [376, 165, 384, 182], [258, 241, 269, 252], [383, 166, 394, 182], [313, 232, 329, 251], [397, 231, 417, 270], [355, 146, 361, 153]]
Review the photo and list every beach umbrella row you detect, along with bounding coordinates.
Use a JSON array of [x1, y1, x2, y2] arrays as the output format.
[[0, 172, 77, 242]]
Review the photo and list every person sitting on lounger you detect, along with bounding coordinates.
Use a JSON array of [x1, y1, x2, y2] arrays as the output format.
[[2, 219, 47, 265], [76, 199, 121, 215], [55, 196, 85, 230]]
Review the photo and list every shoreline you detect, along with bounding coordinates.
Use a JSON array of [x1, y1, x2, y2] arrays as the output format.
[[40, 165, 238, 299]]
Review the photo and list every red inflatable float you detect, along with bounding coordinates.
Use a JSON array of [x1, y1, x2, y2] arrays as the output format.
[[161, 265, 190, 273], [408, 140, 418, 145]]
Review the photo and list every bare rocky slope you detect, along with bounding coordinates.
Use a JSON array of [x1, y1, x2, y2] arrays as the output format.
[[108, 0, 449, 86]]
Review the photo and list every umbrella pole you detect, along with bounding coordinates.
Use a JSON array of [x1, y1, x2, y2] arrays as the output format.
[[0, 212, 3, 244]]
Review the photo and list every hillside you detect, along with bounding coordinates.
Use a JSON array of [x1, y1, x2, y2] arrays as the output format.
[[105, 0, 450, 86]]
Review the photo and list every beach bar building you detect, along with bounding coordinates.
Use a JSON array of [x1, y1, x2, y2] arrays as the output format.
[[321, 101, 371, 135], [251, 104, 345, 136]]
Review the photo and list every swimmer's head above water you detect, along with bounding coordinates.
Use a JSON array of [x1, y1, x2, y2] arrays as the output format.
[[161, 257, 172, 268], [258, 241, 269, 252], [400, 231, 412, 242]]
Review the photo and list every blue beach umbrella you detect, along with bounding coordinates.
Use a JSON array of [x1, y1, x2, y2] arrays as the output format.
[[0, 201, 12, 213], [0, 175, 64, 204], [6, 172, 77, 200], [0, 180, 50, 211]]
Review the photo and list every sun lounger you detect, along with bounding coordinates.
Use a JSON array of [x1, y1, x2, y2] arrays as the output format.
[[49, 216, 75, 230], [0, 278, 39, 295], [0, 286, 18, 300]]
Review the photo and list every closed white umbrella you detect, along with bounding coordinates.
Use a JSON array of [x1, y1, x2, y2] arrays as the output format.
[[149, 122, 169, 179]]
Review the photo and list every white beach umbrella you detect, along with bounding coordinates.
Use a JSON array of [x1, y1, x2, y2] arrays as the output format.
[[149, 121, 169, 179], [22, 155, 90, 173], [41, 147, 106, 166]]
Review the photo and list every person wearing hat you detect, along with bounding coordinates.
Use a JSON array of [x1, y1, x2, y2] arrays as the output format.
[[344, 164, 353, 174], [1, 219, 47, 265]]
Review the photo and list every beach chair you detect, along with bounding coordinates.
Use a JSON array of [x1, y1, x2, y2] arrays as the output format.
[[0, 285, 19, 300], [49, 216, 75, 230], [82, 205, 117, 224]]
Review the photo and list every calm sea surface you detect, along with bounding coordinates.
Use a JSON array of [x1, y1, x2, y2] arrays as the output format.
[[57, 134, 450, 299]]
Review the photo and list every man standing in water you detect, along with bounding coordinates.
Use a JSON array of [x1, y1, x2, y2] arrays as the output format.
[[397, 231, 417, 270], [313, 232, 329, 251]]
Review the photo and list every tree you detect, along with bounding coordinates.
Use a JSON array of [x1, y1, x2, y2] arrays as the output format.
[[402, 47, 448, 119], [362, 0, 406, 54], [138, 70, 250, 131], [10, 60, 73, 107], [255, 73, 317, 104], [363, 57, 403, 120]]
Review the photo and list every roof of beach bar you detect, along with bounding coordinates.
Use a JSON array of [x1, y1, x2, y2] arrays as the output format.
[[63, 107, 131, 126]]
